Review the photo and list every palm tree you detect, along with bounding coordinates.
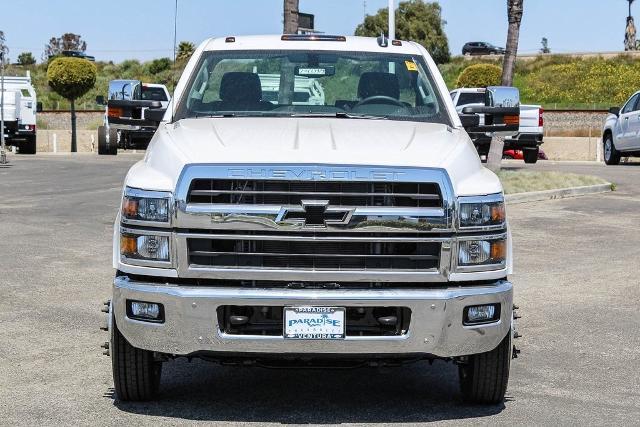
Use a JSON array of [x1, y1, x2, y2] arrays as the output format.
[[176, 41, 195, 62], [284, 0, 299, 33], [501, 0, 523, 86], [487, 0, 524, 171]]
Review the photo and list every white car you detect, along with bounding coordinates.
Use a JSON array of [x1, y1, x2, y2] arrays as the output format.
[[105, 34, 521, 404], [450, 88, 543, 163], [602, 92, 640, 165]]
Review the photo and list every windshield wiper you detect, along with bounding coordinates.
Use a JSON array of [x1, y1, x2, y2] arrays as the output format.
[[335, 112, 388, 120], [288, 112, 388, 120], [192, 111, 277, 118]]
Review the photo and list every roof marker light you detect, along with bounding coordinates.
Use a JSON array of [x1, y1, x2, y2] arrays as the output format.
[[225, 37, 236, 43], [392, 40, 402, 46], [281, 34, 346, 42]]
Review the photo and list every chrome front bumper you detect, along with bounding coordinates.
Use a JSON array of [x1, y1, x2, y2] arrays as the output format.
[[113, 276, 512, 358]]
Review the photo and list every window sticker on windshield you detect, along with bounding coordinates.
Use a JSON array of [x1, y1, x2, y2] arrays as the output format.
[[405, 60, 418, 72], [295, 66, 336, 77]]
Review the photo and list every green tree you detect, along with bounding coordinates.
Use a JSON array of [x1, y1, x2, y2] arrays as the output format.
[[176, 41, 195, 62], [17, 52, 36, 66], [147, 57, 171, 74], [355, 0, 450, 64], [0, 30, 8, 63], [47, 57, 96, 152], [44, 33, 87, 60], [456, 64, 502, 88]]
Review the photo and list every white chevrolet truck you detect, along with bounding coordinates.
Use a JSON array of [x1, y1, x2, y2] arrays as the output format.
[[104, 35, 521, 404]]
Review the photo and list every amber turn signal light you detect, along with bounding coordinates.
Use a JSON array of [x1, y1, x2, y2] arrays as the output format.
[[122, 198, 138, 218], [107, 107, 123, 118], [490, 240, 506, 261], [504, 115, 520, 126], [491, 204, 505, 222], [120, 235, 137, 256]]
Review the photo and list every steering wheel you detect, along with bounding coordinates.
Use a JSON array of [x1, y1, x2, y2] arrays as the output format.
[[354, 95, 404, 108]]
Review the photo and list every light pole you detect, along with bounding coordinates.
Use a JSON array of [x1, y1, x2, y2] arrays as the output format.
[[1, 51, 6, 165], [388, 0, 395, 40]]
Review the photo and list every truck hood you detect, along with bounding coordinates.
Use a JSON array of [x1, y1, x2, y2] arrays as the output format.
[[126, 117, 502, 197]]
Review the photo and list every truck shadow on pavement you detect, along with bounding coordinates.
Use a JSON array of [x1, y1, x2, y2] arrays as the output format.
[[109, 358, 507, 423]]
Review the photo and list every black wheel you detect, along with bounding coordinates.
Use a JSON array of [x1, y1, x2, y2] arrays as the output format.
[[97, 126, 109, 155], [523, 148, 539, 164], [459, 330, 511, 405], [112, 320, 162, 401], [603, 134, 621, 165], [108, 127, 119, 155], [20, 135, 37, 154]]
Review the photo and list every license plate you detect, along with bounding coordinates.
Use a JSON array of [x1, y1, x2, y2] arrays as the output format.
[[284, 307, 345, 340]]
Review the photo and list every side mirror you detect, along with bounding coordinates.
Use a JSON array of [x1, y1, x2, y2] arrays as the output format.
[[149, 101, 162, 109], [609, 106, 620, 117], [36, 102, 43, 113], [459, 86, 520, 136], [96, 95, 105, 105], [145, 108, 166, 123]]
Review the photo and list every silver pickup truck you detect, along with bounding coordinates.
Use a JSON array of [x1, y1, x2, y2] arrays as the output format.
[[102, 34, 521, 405]]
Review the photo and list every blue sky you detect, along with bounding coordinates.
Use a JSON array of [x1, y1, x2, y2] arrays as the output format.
[[0, 0, 631, 62]]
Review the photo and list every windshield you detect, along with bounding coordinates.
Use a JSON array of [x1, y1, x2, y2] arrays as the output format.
[[141, 86, 168, 102], [174, 50, 450, 124], [457, 92, 485, 106]]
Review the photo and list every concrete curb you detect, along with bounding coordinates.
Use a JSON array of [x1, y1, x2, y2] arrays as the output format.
[[506, 183, 612, 204]]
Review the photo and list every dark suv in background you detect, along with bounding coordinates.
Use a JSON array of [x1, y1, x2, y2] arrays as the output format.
[[462, 42, 505, 56]]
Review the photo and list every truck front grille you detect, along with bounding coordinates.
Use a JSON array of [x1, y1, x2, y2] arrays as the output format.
[[188, 179, 442, 208], [188, 237, 440, 271]]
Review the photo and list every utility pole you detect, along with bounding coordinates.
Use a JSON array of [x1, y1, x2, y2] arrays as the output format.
[[1, 51, 6, 165], [388, 0, 396, 40], [284, 0, 299, 34]]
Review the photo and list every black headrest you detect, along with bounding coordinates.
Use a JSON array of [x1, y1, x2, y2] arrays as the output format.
[[357, 72, 400, 100], [219, 72, 263, 102]]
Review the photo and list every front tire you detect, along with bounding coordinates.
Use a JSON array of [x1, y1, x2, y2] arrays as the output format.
[[523, 147, 539, 164], [603, 134, 621, 165], [112, 320, 162, 401], [459, 330, 511, 404]]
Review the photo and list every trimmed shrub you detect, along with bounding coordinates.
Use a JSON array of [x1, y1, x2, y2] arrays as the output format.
[[47, 57, 97, 100], [456, 64, 503, 88]]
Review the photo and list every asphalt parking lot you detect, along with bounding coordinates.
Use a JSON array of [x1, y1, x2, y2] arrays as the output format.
[[1, 154, 639, 425]]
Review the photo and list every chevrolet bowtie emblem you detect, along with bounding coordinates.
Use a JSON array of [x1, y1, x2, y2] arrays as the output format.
[[275, 200, 354, 228]]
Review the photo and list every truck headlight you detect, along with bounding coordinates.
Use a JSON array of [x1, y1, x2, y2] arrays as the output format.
[[458, 194, 505, 229], [457, 237, 506, 269], [121, 187, 171, 224], [121, 232, 171, 263]]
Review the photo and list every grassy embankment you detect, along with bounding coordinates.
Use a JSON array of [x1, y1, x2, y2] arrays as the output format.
[[497, 170, 609, 194], [439, 55, 640, 110]]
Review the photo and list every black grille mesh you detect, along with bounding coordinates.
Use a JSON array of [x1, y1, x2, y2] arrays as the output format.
[[188, 179, 442, 208], [188, 238, 440, 270]]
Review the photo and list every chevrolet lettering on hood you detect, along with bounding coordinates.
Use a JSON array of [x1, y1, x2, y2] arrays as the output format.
[[227, 167, 407, 181]]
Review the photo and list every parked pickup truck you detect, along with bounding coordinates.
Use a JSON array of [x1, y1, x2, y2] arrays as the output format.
[[602, 91, 640, 165], [96, 80, 170, 155], [451, 88, 543, 163], [103, 35, 521, 404], [0, 71, 42, 154]]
